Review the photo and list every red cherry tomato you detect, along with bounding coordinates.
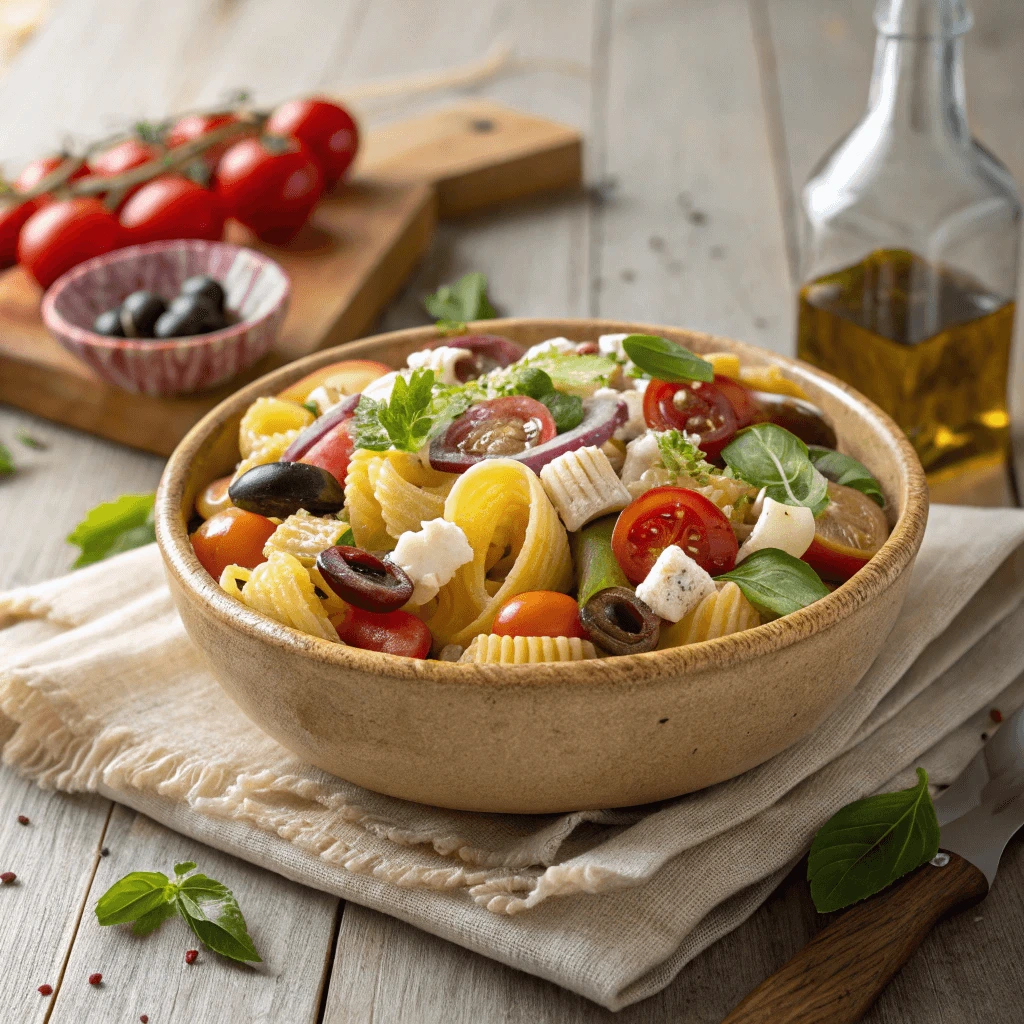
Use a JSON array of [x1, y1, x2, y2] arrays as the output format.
[[14, 155, 89, 195], [215, 136, 322, 245], [266, 97, 359, 190], [18, 198, 122, 289], [165, 112, 245, 166], [492, 591, 588, 639], [191, 507, 276, 580], [119, 174, 226, 246], [611, 486, 737, 584], [801, 481, 889, 582], [0, 198, 41, 268], [89, 138, 158, 177], [330, 606, 432, 659], [643, 376, 757, 460], [299, 422, 355, 488]]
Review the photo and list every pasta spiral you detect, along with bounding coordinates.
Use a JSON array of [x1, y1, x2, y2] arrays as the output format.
[[460, 634, 598, 664], [658, 582, 759, 648], [238, 397, 313, 458], [420, 458, 573, 647], [264, 509, 347, 565], [232, 429, 301, 482], [739, 364, 809, 400]]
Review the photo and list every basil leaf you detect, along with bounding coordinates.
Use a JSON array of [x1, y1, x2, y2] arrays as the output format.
[[808, 446, 885, 508], [68, 493, 157, 567], [423, 271, 496, 325], [175, 874, 261, 963], [716, 548, 830, 619], [539, 391, 584, 432], [808, 767, 940, 913], [621, 334, 714, 384], [132, 900, 178, 937], [722, 424, 830, 517], [174, 861, 197, 876], [95, 871, 172, 926], [336, 526, 355, 547], [0, 441, 14, 476], [509, 366, 555, 400]]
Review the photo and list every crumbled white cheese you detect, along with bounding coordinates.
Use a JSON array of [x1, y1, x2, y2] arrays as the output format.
[[361, 370, 401, 404], [736, 497, 816, 563], [391, 519, 474, 605], [523, 336, 578, 359], [406, 345, 474, 386], [631, 376, 650, 395], [595, 387, 646, 442], [305, 384, 345, 416], [635, 545, 717, 623], [621, 431, 661, 487], [598, 333, 630, 362]]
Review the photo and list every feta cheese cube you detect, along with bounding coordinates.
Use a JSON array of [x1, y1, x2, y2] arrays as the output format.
[[597, 333, 630, 361], [621, 431, 661, 487], [523, 336, 578, 359], [736, 497, 815, 562], [406, 345, 474, 386], [594, 387, 646, 441], [391, 519, 475, 605], [635, 545, 717, 622]]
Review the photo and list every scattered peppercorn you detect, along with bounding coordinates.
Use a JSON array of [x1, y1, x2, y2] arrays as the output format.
[[1, 871, 16, 884], [185, 949, 198, 965], [100, 848, 110, 857], [990, 708, 1004, 724], [17, 815, 29, 825], [38, 984, 53, 996], [88, 972, 102, 986]]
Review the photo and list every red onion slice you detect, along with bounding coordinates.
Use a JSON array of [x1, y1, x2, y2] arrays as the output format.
[[282, 393, 361, 462], [423, 333, 524, 380]]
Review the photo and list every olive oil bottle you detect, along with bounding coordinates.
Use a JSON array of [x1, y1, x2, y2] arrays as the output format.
[[797, 0, 1021, 479]]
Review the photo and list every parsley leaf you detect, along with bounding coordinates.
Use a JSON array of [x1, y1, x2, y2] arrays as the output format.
[[354, 368, 439, 453], [0, 442, 13, 476], [16, 430, 46, 450], [423, 272, 497, 330], [67, 493, 157, 567], [716, 548, 830, 619], [655, 429, 713, 484]]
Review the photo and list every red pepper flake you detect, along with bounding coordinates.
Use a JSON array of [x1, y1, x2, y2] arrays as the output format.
[[990, 708, 1004, 724], [88, 972, 103, 986], [17, 815, 29, 825], [184, 949, 198, 965], [1, 871, 16, 884], [38, 984, 53, 996]]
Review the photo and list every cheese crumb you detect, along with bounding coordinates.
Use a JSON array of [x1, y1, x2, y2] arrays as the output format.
[[737, 497, 816, 562], [635, 545, 717, 623], [392, 519, 474, 605], [523, 337, 578, 359]]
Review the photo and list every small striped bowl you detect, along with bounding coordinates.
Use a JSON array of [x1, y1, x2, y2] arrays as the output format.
[[42, 239, 290, 396]]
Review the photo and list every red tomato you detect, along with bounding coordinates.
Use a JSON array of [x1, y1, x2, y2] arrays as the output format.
[[18, 198, 122, 289], [611, 486, 737, 584], [444, 397, 558, 452], [801, 481, 889, 582], [215, 136, 322, 244], [492, 591, 588, 639], [190, 507, 276, 580], [277, 358, 392, 404], [14, 155, 89, 195], [330, 606, 432, 659], [299, 422, 355, 487], [89, 138, 158, 177], [644, 376, 757, 460], [266, 97, 359, 190], [119, 174, 225, 246], [0, 198, 41, 268], [195, 474, 233, 520], [165, 112, 244, 166]]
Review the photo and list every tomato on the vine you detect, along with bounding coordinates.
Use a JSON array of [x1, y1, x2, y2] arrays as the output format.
[[18, 198, 122, 289], [14, 155, 89, 196], [329, 606, 432, 659], [492, 591, 588, 639], [611, 486, 737, 584], [165, 112, 245, 166], [266, 97, 359, 190], [0, 198, 41, 268], [89, 138, 158, 177], [215, 136, 322, 244], [191, 507, 276, 580], [119, 174, 226, 246]]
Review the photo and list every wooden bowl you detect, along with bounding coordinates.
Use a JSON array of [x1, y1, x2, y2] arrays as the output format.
[[155, 319, 928, 813]]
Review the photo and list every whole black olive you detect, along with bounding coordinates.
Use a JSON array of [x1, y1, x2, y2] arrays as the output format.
[[316, 546, 413, 612], [93, 307, 125, 337], [229, 462, 345, 518], [580, 587, 660, 656], [180, 275, 226, 313], [750, 392, 838, 449], [154, 294, 225, 338], [119, 290, 167, 338]]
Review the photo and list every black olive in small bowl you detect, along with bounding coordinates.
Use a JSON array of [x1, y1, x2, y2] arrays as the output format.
[[120, 291, 167, 338], [155, 294, 227, 339]]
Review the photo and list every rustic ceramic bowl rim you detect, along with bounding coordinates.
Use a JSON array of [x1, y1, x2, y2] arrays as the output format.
[[41, 238, 291, 354], [156, 317, 929, 688]]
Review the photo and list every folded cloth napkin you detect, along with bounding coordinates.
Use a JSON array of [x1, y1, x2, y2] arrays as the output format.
[[3, 504, 1024, 1010]]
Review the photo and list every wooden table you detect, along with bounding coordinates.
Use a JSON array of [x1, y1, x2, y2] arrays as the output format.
[[1, 1, 1022, 1021]]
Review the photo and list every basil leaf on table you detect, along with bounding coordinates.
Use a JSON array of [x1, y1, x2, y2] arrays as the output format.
[[94, 871, 173, 926], [807, 767, 940, 913], [67, 493, 157, 567], [423, 271, 497, 330], [175, 874, 262, 963], [716, 548, 830, 619], [132, 900, 178, 937], [0, 441, 14, 475], [722, 424, 830, 517], [808, 446, 885, 508], [621, 334, 714, 383]]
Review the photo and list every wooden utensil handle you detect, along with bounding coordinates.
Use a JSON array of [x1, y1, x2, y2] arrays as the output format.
[[721, 853, 988, 1024]]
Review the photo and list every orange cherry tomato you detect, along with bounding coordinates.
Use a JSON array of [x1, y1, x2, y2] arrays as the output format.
[[277, 359, 392, 404], [801, 481, 889, 582], [330, 606, 432, 659], [300, 422, 354, 488], [190, 507, 276, 580], [195, 474, 233, 520], [492, 591, 588, 639]]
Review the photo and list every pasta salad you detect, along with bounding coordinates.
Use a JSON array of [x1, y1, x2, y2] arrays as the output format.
[[190, 333, 891, 663]]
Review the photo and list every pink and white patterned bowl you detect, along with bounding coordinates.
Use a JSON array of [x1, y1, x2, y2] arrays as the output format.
[[42, 239, 290, 396]]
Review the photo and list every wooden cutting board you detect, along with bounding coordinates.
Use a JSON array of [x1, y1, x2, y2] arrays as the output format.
[[0, 100, 581, 456]]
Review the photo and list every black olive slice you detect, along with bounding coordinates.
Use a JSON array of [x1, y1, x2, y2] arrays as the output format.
[[316, 545, 413, 612], [580, 587, 660, 655], [229, 462, 345, 518]]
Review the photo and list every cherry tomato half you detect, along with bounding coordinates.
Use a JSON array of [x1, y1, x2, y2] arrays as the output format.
[[215, 136, 322, 245], [492, 591, 588, 639], [18, 198, 122, 289], [445, 396, 557, 456], [0, 198, 41, 268], [300, 421, 355, 488], [611, 486, 738, 584], [191, 506, 276, 580], [644, 375, 757, 460], [277, 358, 392, 404], [801, 481, 889, 582], [329, 606, 432, 659], [14, 155, 89, 195], [165, 112, 245, 167], [119, 174, 226, 247], [266, 97, 359, 190]]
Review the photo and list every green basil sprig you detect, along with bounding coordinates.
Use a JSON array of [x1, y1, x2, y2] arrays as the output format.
[[95, 860, 261, 963], [621, 334, 714, 383], [423, 271, 497, 334], [67, 493, 157, 568], [808, 446, 885, 508], [722, 423, 830, 517], [807, 768, 940, 913], [715, 548, 830, 619]]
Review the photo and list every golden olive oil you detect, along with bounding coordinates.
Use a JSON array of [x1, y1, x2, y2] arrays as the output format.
[[797, 249, 1014, 477]]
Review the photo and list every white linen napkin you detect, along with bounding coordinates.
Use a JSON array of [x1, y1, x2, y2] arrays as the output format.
[[2, 504, 1024, 1010]]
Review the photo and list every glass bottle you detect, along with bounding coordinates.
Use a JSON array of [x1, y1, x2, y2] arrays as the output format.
[[796, 0, 1021, 479]]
